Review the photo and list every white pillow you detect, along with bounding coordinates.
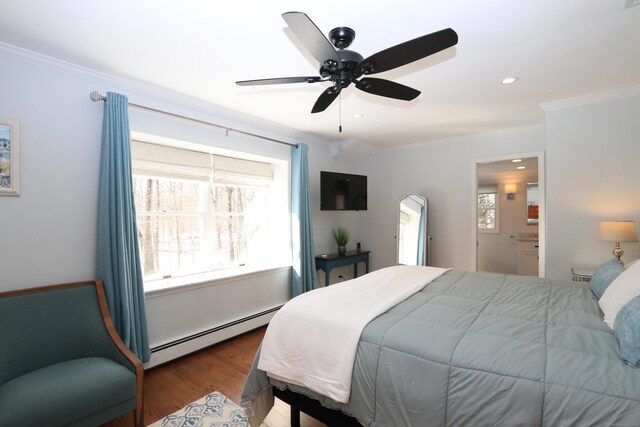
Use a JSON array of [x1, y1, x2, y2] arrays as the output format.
[[625, 258, 640, 269], [599, 259, 640, 328]]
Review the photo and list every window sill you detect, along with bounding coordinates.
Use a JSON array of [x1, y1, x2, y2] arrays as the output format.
[[144, 264, 291, 298], [478, 228, 500, 234]]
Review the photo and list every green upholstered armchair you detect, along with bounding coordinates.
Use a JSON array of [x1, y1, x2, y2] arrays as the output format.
[[0, 280, 144, 427]]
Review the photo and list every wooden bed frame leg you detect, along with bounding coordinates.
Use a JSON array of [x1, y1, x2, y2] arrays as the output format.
[[290, 405, 301, 427]]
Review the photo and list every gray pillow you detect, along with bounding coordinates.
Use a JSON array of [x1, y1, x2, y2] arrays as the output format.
[[590, 258, 625, 299], [614, 295, 640, 367]]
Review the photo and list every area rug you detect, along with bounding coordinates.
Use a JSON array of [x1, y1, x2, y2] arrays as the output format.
[[147, 391, 261, 427]]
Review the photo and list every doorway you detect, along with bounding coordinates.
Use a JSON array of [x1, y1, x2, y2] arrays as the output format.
[[471, 152, 545, 277]]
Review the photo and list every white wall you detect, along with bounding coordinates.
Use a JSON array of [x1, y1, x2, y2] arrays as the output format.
[[308, 143, 371, 284], [357, 129, 546, 272], [356, 90, 640, 281], [544, 92, 640, 279], [0, 54, 102, 288], [0, 51, 358, 363]]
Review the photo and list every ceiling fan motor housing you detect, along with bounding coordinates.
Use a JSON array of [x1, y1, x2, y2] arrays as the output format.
[[320, 49, 364, 87], [337, 49, 364, 66]]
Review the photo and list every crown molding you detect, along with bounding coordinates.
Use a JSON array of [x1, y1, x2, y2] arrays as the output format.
[[540, 86, 640, 111], [0, 42, 332, 147], [386, 123, 546, 153]]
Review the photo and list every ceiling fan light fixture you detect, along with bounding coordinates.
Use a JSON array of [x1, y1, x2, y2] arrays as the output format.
[[501, 76, 518, 85]]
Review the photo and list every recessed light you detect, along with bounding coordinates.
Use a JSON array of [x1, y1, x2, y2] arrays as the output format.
[[501, 76, 518, 85], [352, 114, 364, 119], [516, 166, 526, 170], [512, 159, 522, 163]]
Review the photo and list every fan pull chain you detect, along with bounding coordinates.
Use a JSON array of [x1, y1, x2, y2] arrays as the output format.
[[339, 92, 343, 133]]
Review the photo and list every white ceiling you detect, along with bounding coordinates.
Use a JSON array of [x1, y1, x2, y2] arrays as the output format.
[[1, 0, 639, 150], [477, 157, 538, 187]]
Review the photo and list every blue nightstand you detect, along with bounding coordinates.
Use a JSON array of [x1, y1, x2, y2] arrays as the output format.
[[315, 250, 371, 287]]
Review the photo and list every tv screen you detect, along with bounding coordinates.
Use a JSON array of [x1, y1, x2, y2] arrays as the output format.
[[320, 171, 367, 211]]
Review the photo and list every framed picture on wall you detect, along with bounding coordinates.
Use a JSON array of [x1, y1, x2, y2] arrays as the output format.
[[0, 119, 20, 196]]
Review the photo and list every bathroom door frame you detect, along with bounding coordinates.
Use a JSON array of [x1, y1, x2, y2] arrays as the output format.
[[470, 151, 545, 277]]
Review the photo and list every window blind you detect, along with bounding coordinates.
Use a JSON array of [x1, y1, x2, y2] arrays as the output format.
[[477, 185, 498, 194], [131, 140, 272, 186]]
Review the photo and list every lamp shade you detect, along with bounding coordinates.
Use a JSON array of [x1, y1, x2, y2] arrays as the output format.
[[504, 184, 517, 194], [598, 221, 639, 242]]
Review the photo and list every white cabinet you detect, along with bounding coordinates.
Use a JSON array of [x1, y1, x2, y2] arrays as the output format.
[[517, 240, 539, 276]]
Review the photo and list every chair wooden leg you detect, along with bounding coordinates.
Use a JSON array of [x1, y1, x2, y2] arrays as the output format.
[[134, 385, 144, 427], [134, 407, 144, 427]]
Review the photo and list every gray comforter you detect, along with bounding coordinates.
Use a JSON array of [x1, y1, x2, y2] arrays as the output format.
[[242, 270, 640, 426]]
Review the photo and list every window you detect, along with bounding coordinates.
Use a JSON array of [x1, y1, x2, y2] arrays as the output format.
[[477, 191, 499, 232], [131, 140, 289, 288]]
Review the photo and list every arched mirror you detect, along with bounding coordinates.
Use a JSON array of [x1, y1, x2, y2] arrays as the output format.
[[397, 194, 429, 266]]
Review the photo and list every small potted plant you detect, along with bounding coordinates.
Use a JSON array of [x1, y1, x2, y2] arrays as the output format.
[[333, 227, 350, 256]]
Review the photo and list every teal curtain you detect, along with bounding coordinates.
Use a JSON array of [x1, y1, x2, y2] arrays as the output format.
[[417, 206, 425, 265], [96, 92, 151, 362], [291, 143, 317, 297]]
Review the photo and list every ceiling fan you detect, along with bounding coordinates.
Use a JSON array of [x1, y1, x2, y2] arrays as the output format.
[[236, 12, 458, 114]]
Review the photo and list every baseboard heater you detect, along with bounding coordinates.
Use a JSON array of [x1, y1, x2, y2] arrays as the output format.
[[145, 306, 281, 369]]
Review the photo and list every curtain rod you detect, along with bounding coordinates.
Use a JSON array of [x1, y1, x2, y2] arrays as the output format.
[[89, 91, 298, 148]]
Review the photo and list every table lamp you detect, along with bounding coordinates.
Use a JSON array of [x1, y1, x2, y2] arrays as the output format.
[[598, 220, 638, 265]]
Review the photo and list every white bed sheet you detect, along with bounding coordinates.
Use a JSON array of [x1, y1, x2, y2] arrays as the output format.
[[257, 265, 450, 403]]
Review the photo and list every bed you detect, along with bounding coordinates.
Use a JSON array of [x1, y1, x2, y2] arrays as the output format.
[[241, 265, 640, 426]]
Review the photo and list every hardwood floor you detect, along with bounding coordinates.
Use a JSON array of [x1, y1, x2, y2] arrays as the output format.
[[102, 327, 328, 427]]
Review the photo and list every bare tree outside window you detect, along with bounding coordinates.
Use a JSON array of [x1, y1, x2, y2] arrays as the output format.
[[133, 176, 267, 280], [477, 192, 497, 230]]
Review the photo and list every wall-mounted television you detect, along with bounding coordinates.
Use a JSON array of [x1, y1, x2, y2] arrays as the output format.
[[320, 171, 367, 211]]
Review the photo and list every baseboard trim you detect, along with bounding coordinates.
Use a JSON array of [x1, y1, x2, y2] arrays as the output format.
[[145, 306, 280, 369]]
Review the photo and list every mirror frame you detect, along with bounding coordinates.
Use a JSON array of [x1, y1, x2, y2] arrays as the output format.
[[397, 193, 429, 266]]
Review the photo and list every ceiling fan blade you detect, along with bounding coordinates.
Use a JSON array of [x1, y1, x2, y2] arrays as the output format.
[[236, 76, 322, 86], [355, 28, 458, 76], [311, 86, 341, 113], [355, 78, 420, 101], [282, 12, 342, 68]]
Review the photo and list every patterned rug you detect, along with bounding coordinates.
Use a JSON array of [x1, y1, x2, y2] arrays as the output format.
[[147, 391, 259, 427]]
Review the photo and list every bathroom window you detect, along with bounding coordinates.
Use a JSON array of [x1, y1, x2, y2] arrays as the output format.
[[478, 191, 499, 233]]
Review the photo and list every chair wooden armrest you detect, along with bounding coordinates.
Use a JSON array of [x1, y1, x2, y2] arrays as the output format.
[[0, 280, 144, 427]]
